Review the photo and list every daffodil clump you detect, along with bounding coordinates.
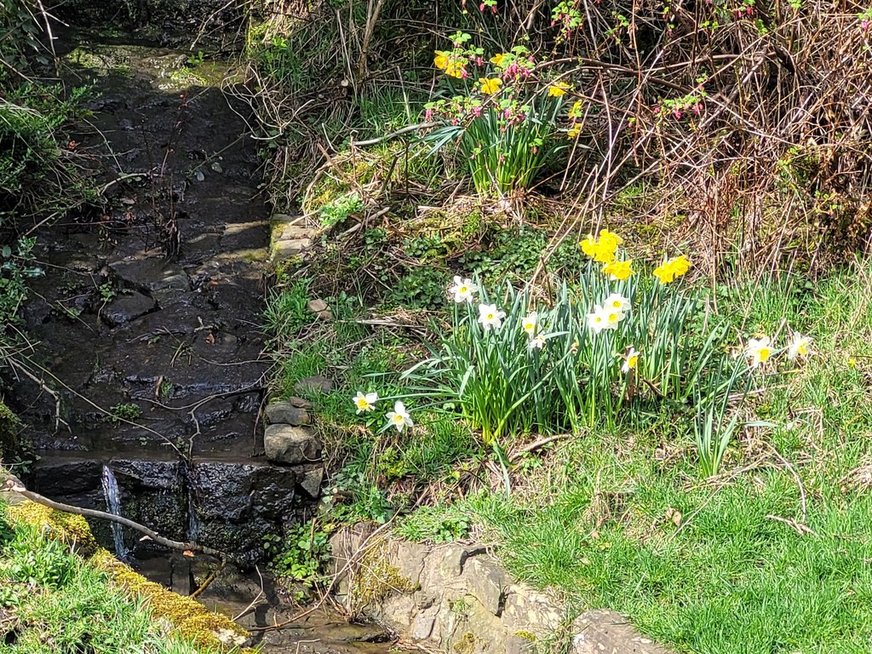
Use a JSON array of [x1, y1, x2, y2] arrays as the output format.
[[348, 229, 815, 472], [424, 32, 585, 195]]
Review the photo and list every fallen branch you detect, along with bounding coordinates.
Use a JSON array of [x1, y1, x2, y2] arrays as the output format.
[[3, 480, 227, 560]]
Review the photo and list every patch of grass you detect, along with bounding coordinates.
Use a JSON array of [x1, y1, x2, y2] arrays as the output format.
[[0, 502, 222, 654], [454, 260, 872, 654], [264, 279, 313, 344], [394, 505, 470, 543]]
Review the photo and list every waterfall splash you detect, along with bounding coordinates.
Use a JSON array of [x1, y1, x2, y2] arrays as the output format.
[[100, 465, 128, 561]]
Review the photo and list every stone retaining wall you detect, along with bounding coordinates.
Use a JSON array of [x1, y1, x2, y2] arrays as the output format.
[[330, 525, 674, 654]]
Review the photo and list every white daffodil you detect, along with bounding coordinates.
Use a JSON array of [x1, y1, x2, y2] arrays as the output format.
[[621, 347, 639, 374], [448, 276, 478, 303], [529, 334, 547, 350], [478, 303, 506, 331], [746, 336, 773, 368], [603, 292, 630, 316], [521, 311, 538, 336], [587, 305, 607, 334], [603, 307, 624, 330], [352, 391, 378, 414], [787, 333, 812, 360], [386, 400, 413, 432]]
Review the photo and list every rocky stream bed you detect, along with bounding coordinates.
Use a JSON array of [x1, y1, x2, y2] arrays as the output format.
[[7, 29, 397, 653]]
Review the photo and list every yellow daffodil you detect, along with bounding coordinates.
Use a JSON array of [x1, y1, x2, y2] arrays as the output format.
[[490, 53, 506, 66], [621, 347, 639, 374], [602, 259, 633, 281], [445, 61, 466, 79], [567, 123, 582, 139], [653, 255, 692, 284], [548, 82, 570, 97], [479, 77, 502, 95], [434, 51, 450, 70], [746, 336, 773, 368], [580, 229, 623, 264]]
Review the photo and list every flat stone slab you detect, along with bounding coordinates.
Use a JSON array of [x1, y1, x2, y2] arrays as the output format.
[[101, 292, 156, 326], [571, 610, 675, 654], [264, 424, 321, 464]]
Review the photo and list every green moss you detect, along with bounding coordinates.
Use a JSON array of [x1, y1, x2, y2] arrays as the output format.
[[7, 501, 98, 556], [350, 538, 418, 609], [453, 631, 476, 654], [92, 550, 252, 652]]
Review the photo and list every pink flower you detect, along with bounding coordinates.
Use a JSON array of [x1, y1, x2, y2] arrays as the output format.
[[672, 109, 683, 120], [862, 19, 870, 31], [471, 106, 482, 117], [424, 108, 434, 121]]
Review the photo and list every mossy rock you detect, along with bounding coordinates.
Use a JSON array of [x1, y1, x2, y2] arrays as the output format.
[[92, 550, 253, 652], [350, 537, 418, 610], [6, 501, 98, 556]]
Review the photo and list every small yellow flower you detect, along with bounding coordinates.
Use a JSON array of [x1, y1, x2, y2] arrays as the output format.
[[548, 82, 570, 97], [567, 123, 582, 139], [445, 61, 466, 79], [579, 229, 624, 264], [479, 77, 502, 95], [568, 100, 584, 119], [434, 51, 450, 70], [602, 259, 633, 281], [848, 357, 857, 369], [490, 53, 506, 66]]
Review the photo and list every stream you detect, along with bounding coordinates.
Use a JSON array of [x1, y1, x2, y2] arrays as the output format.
[[10, 29, 395, 653]]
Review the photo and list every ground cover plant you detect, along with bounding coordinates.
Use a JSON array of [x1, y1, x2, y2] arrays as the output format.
[[0, 500, 231, 654]]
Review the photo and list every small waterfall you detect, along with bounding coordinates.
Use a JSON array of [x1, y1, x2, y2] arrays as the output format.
[[100, 465, 128, 561], [181, 463, 201, 543]]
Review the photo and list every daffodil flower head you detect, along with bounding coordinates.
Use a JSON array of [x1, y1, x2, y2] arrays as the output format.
[[787, 333, 812, 360], [548, 81, 570, 97], [567, 123, 582, 139], [587, 305, 607, 334], [579, 229, 623, 264], [490, 53, 506, 66], [529, 334, 547, 350], [479, 77, 502, 94], [653, 255, 692, 284], [353, 391, 378, 414], [746, 336, 773, 368], [386, 401, 413, 433], [434, 51, 450, 70], [603, 292, 630, 316], [621, 347, 639, 374], [522, 311, 538, 336], [478, 303, 506, 331], [602, 259, 633, 281], [604, 309, 623, 329], [449, 276, 478, 303]]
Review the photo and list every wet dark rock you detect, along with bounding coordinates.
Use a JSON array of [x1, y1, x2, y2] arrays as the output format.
[[298, 466, 324, 498], [31, 459, 102, 496], [110, 459, 181, 490], [265, 401, 311, 427], [109, 256, 190, 296], [264, 425, 321, 465], [22, 298, 52, 327], [101, 292, 157, 326]]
